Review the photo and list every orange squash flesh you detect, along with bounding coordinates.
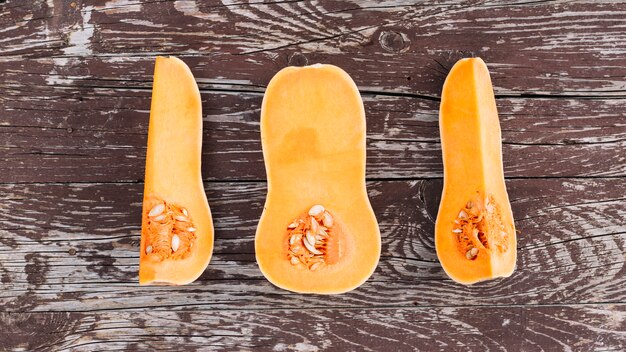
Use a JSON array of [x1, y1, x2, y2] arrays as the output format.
[[255, 64, 381, 294], [139, 56, 214, 285], [436, 58, 517, 284]]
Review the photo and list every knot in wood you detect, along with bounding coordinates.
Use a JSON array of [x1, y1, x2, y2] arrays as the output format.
[[288, 52, 308, 67], [379, 30, 408, 53]]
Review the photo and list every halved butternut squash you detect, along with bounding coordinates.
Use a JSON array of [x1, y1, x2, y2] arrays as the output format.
[[435, 58, 517, 284], [255, 64, 381, 294], [139, 56, 214, 285]]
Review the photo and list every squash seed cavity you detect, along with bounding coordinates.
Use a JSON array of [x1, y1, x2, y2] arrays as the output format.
[[143, 199, 197, 261], [453, 195, 509, 260], [286, 204, 334, 271]]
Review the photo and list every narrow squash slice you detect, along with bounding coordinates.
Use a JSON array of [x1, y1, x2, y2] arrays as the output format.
[[256, 64, 381, 294], [139, 56, 214, 285], [435, 58, 517, 284]]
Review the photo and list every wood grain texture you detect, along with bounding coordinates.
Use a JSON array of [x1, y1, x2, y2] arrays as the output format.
[[2, 305, 626, 351], [1, 178, 624, 312], [1, 0, 625, 350], [1, 86, 624, 182], [0, 1, 626, 182], [1, 0, 625, 96], [1, 0, 626, 183]]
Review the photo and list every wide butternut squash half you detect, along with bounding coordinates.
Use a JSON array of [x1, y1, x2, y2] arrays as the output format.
[[436, 58, 517, 284], [139, 56, 214, 285], [256, 64, 381, 294]]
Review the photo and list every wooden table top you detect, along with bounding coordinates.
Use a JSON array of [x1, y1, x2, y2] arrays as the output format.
[[1, 1, 625, 351]]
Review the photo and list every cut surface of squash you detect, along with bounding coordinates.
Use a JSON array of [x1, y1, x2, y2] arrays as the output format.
[[139, 56, 214, 285], [435, 57, 517, 285], [256, 64, 381, 294]]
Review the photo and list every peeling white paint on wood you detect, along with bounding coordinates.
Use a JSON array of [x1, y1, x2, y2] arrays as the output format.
[[102, 0, 142, 14], [0, 179, 624, 313], [173, 0, 229, 22], [63, 6, 95, 56], [2, 306, 624, 350], [1, 1, 625, 349]]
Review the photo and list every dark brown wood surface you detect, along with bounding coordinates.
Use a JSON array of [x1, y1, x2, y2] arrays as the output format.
[[1, 0, 625, 351]]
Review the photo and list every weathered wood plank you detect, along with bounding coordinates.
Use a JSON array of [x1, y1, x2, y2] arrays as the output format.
[[1, 178, 624, 312], [2, 1, 625, 182], [1, 1, 625, 97], [1, 305, 625, 351], [1, 84, 624, 182], [3, 77, 625, 145], [1, 0, 624, 350]]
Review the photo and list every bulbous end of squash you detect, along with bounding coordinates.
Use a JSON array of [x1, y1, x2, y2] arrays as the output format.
[[255, 64, 381, 294], [435, 58, 517, 285], [139, 57, 214, 285]]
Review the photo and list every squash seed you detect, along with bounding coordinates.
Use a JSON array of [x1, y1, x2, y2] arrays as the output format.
[[309, 262, 322, 271], [171, 234, 180, 252], [303, 237, 323, 255], [308, 205, 325, 217], [144, 199, 197, 261], [454, 195, 508, 258], [466, 247, 478, 260], [310, 217, 319, 233], [187, 227, 196, 232], [286, 205, 336, 270], [322, 211, 333, 227], [305, 231, 316, 247], [149, 203, 165, 217]]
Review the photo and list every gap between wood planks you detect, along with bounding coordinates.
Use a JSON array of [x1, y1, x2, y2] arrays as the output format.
[[4, 302, 626, 314], [3, 78, 626, 100], [0, 175, 624, 186]]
